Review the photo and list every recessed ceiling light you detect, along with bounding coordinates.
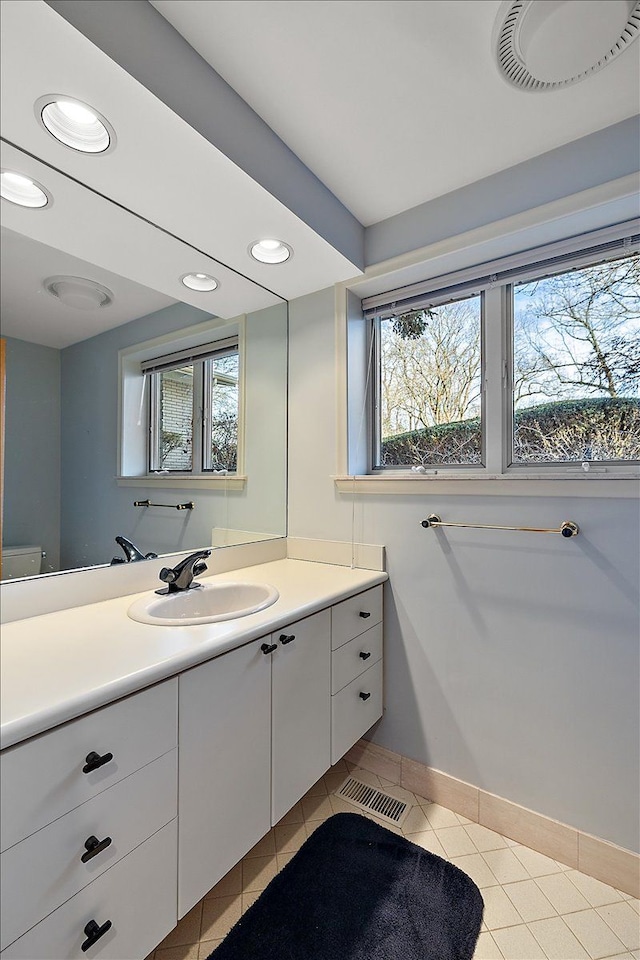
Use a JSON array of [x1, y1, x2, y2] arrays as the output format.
[[44, 276, 114, 310], [181, 273, 219, 292], [0, 170, 51, 208], [36, 95, 115, 153], [249, 239, 292, 264]]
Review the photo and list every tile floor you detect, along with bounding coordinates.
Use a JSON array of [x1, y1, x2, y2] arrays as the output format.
[[147, 760, 640, 960]]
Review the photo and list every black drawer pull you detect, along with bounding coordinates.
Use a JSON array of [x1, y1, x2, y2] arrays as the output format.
[[82, 751, 113, 774], [359, 691, 371, 701], [261, 642, 278, 655], [359, 651, 371, 660], [279, 634, 295, 645], [359, 611, 371, 619], [81, 919, 112, 952], [81, 834, 112, 863]]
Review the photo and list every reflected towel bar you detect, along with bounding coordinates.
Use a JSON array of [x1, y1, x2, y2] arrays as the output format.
[[134, 500, 194, 510], [421, 514, 579, 537]]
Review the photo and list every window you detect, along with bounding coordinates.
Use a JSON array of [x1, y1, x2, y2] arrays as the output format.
[[143, 338, 240, 474], [512, 255, 639, 464], [363, 228, 639, 477], [374, 292, 483, 468]]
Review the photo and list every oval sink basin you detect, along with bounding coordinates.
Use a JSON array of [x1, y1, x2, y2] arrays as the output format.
[[127, 581, 279, 626]]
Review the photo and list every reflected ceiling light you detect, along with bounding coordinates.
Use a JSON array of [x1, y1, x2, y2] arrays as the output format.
[[44, 276, 114, 310], [181, 273, 219, 292], [494, 0, 640, 90], [1, 170, 51, 208], [249, 239, 292, 264], [36, 95, 115, 153]]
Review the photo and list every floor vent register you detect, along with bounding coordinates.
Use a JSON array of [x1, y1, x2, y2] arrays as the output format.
[[335, 776, 410, 827]]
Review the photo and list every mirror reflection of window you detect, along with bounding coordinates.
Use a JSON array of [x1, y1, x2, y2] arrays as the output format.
[[147, 339, 240, 474], [205, 354, 239, 473], [157, 365, 194, 471]]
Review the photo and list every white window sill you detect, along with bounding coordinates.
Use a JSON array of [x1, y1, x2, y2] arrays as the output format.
[[333, 473, 639, 498], [116, 475, 247, 490]]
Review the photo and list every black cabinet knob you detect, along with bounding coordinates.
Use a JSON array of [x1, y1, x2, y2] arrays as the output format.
[[82, 751, 113, 774], [81, 834, 113, 863], [359, 691, 371, 701], [359, 651, 371, 660], [81, 919, 112, 952], [279, 634, 295, 645], [359, 611, 371, 619], [261, 642, 278, 655]]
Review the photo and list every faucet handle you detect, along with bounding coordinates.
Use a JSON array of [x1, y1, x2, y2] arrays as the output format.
[[157, 549, 211, 594], [113, 535, 158, 563]]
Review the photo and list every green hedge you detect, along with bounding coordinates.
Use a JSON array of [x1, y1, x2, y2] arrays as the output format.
[[381, 397, 639, 465]]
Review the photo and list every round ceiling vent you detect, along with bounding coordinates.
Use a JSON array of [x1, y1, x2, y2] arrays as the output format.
[[494, 0, 640, 91], [44, 276, 114, 310]]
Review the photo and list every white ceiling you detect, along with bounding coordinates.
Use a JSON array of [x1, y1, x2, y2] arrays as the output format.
[[1, 1, 638, 349], [0, 136, 284, 346], [0, 0, 360, 325], [151, 0, 640, 225], [0, 228, 177, 349]]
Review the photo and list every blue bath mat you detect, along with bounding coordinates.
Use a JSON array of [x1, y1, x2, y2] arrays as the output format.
[[207, 812, 483, 960]]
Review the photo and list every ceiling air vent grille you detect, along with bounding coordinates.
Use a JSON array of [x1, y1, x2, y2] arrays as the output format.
[[335, 776, 410, 826], [495, 0, 640, 92]]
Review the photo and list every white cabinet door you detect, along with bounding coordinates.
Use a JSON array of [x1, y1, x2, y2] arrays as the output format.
[[178, 640, 271, 918], [271, 610, 331, 825]]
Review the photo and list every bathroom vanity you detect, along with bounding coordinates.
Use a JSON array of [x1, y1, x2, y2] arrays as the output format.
[[0, 559, 385, 959]]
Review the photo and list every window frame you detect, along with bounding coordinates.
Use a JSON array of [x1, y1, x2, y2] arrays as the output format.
[[147, 345, 240, 475], [504, 254, 640, 477], [117, 315, 247, 490], [359, 232, 640, 482], [370, 288, 487, 473]]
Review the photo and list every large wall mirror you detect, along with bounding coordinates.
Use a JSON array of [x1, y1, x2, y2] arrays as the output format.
[[0, 0, 361, 585], [0, 150, 288, 581]]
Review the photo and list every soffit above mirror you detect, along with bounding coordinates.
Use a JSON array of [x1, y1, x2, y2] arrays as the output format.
[[0, 140, 283, 325], [0, 228, 179, 349], [1, 0, 363, 305]]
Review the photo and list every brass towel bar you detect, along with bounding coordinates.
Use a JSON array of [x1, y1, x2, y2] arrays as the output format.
[[421, 514, 579, 537]]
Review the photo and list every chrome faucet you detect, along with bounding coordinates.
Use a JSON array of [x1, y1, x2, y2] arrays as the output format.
[[111, 535, 158, 565], [156, 549, 211, 594]]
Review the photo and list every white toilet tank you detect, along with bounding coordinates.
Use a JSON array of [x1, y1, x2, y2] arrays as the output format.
[[2, 545, 43, 579]]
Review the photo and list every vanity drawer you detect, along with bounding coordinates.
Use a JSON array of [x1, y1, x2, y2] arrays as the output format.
[[1, 678, 177, 852], [331, 622, 383, 695], [331, 586, 383, 650], [331, 659, 383, 765], [1, 750, 177, 951], [0, 819, 177, 960]]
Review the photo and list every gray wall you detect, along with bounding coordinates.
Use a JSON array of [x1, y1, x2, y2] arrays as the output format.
[[288, 285, 639, 854], [286, 117, 640, 853], [61, 302, 207, 569], [366, 116, 640, 266], [3, 337, 61, 572], [60, 300, 287, 570]]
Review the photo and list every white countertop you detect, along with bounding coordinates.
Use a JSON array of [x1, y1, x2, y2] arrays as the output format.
[[0, 559, 387, 751]]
